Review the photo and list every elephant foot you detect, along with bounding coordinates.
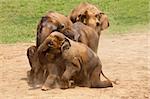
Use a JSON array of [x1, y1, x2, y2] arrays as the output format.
[[60, 86, 69, 89], [60, 80, 69, 89], [69, 80, 75, 88], [41, 85, 50, 91], [60, 82, 69, 89]]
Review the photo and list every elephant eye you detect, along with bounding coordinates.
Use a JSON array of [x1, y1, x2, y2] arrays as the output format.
[[48, 41, 54, 47], [58, 23, 65, 30], [95, 14, 100, 20], [95, 13, 103, 20], [96, 22, 100, 26], [95, 14, 98, 18]]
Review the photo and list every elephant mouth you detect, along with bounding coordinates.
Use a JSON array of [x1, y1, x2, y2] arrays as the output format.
[[45, 47, 61, 54]]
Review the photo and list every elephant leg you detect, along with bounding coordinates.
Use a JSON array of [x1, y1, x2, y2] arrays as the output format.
[[41, 63, 59, 91], [41, 74, 58, 91], [90, 66, 113, 88], [36, 68, 45, 85], [33, 66, 41, 84], [60, 64, 80, 89], [27, 69, 34, 85]]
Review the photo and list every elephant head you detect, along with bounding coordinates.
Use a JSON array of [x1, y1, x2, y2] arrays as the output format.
[[77, 10, 109, 35]]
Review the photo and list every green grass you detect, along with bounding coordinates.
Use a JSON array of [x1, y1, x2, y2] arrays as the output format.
[[0, 0, 149, 43]]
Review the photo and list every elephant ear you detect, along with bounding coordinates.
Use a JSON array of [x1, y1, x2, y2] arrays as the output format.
[[27, 46, 37, 58], [77, 14, 86, 23], [99, 13, 109, 30], [36, 16, 48, 47], [70, 16, 76, 23], [37, 16, 48, 35], [61, 38, 71, 52], [77, 11, 88, 24], [63, 29, 80, 42]]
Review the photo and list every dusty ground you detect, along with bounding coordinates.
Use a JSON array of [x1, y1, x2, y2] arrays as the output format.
[[0, 32, 149, 99]]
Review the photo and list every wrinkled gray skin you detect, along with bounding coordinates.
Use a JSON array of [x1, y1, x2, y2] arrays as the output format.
[[38, 31, 113, 90]]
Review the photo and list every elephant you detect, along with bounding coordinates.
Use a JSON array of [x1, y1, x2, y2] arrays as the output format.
[[37, 31, 113, 90], [29, 11, 79, 87], [71, 22, 99, 53], [37, 12, 100, 53], [68, 2, 109, 36], [27, 45, 64, 89], [27, 46, 47, 86], [27, 45, 73, 90], [28, 21, 99, 89], [36, 11, 79, 47]]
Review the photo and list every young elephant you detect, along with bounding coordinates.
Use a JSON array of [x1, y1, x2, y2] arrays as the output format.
[[38, 31, 113, 89], [58, 21, 99, 53], [27, 46, 46, 86], [72, 22, 99, 53], [28, 22, 100, 89], [36, 11, 79, 47], [27, 45, 66, 90], [37, 11, 101, 53], [68, 2, 109, 36], [38, 19, 99, 53]]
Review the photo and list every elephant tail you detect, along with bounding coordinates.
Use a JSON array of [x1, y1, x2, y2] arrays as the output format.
[[101, 70, 119, 85], [101, 70, 111, 83]]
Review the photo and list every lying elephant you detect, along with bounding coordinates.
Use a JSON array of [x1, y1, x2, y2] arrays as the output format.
[[68, 2, 109, 36], [30, 12, 95, 87], [38, 31, 113, 90], [27, 22, 100, 88], [36, 11, 79, 47]]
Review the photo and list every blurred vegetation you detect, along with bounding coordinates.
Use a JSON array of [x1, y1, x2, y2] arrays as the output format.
[[0, 0, 149, 43]]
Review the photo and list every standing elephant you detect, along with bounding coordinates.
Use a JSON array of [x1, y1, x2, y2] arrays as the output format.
[[37, 11, 100, 53], [68, 2, 109, 36], [36, 11, 79, 47]]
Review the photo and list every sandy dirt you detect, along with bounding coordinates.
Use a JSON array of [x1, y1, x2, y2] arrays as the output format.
[[0, 32, 149, 99]]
